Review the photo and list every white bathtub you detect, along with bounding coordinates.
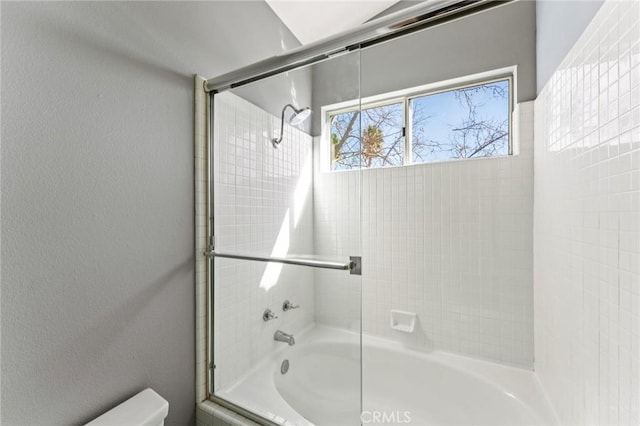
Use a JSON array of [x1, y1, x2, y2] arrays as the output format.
[[216, 326, 557, 426]]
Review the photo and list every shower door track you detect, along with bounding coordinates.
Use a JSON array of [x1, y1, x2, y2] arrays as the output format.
[[203, 0, 511, 93]]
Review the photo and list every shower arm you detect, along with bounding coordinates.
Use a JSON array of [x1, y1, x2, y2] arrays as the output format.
[[273, 104, 298, 146]]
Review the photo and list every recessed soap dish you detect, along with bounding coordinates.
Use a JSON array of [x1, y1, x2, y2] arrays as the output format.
[[390, 310, 417, 333]]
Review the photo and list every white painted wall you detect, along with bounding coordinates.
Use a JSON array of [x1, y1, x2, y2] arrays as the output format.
[[534, 0, 640, 423], [0, 2, 305, 425], [212, 91, 314, 392]]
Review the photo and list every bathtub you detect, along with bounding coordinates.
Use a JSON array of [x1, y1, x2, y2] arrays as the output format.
[[215, 326, 557, 426]]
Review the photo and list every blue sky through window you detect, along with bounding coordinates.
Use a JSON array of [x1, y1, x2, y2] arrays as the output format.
[[411, 79, 510, 163], [330, 78, 510, 170]]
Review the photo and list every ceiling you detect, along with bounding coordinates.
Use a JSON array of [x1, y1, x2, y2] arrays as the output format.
[[265, 0, 402, 46]]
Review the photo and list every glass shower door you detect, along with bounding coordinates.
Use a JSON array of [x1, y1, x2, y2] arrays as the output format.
[[209, 50, 362, 425]]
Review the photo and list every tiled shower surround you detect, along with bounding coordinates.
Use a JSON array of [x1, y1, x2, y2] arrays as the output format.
[[534, 0, 640, 424], [212, 92, 315, 390], [213, 99, 537, 392], [202, 1, 640, 424], [313, 104, 535, 367]]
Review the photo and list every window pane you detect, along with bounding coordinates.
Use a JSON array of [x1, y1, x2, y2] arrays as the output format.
[[330, 111, 361, 170], [411, 79, 510, 163], [331, 102, 404, 170]]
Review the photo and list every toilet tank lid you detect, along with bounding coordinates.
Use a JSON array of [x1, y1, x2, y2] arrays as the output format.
[[85, 388, 169, 426]]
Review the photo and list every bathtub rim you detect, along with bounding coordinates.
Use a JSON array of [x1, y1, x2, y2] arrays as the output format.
[[207, 324, 559, 426], [274, 325, 558, 426]]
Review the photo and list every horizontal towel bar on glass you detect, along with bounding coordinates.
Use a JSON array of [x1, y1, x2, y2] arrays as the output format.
[[204, 251, 361, 274]]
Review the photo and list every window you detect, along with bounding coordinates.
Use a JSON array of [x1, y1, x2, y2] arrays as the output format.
[[330, 102, 404, 170], [328, 77, 512, 171]]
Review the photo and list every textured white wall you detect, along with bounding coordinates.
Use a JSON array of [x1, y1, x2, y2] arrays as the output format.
[[534, 0, 640, 423], [212, 92, 315, 392], [0, 2, 305, 425], [313, 104, 535, 367]]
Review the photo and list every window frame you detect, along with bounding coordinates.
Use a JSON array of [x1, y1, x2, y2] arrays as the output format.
[[323, 69, 515, 172], [329, 97, 407, 170]]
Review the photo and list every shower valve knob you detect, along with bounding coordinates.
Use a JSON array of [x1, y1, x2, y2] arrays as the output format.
[[282, 300, 300, 312], [263, 308, 278, 322]]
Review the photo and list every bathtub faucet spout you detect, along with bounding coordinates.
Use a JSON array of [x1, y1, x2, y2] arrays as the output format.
[[274, 330, 295, 346]]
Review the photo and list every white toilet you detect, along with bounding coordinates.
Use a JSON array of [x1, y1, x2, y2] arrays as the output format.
[[85, 388, 169, 426]]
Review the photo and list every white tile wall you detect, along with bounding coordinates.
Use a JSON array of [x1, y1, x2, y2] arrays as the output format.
[[312, 164, 363, 331], [313, 103, 535, 367], [212, 92, 315, 391], [534, 0, 640, 423]]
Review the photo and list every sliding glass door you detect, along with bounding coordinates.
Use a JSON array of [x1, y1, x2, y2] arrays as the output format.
[[209, 50, 362, 425]]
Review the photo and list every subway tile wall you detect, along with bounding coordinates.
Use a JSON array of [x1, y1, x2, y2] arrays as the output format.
[[212, 92, 315, 391], [313, 103, 535, 367], [534, 0, 640, 423]]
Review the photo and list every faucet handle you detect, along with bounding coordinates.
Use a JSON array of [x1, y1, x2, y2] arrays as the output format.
[[263, 308, 278, 322], [282, 300, 300, 312]]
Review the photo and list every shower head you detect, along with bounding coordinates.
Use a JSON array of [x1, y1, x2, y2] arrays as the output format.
[[290, 107, 311, 126], [272, 104, 311, 148]]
